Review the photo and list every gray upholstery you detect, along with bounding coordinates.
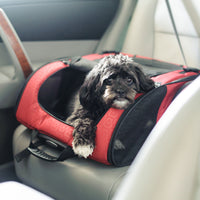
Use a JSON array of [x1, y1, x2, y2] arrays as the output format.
[[13, 125, 128, 200]]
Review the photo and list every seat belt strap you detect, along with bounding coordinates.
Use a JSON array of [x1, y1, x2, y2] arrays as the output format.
[[165, 0, 188, 66]]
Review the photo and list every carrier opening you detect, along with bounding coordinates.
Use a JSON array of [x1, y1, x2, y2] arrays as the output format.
[[38, 67, 88, 121]]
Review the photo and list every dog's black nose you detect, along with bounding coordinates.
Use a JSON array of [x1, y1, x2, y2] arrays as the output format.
[[116, 89, 125, 96]]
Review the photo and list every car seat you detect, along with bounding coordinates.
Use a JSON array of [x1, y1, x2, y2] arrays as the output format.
[[13, 0, 200, 199]]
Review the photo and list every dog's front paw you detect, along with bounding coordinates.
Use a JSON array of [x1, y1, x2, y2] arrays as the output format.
[[72, 140, 94, 158], [72, 141, 94, 158], [71, 118, 96, 158]]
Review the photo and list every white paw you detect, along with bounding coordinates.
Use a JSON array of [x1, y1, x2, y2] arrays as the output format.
[[72, 142, 94, 158]]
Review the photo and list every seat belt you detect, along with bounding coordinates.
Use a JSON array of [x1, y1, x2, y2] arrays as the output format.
[[165, 0, 188, 66]]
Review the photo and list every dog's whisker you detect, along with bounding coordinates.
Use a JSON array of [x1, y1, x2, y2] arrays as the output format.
[[126, 91, 137, 101]]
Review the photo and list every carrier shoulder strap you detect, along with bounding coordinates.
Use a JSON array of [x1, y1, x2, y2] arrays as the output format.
[[165, 0, 188, 66]]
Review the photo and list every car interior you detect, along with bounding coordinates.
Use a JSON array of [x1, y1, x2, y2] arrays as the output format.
[[0, 0, 200, 199]]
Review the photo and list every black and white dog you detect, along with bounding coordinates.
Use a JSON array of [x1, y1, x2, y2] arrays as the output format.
[[66, 54, 155, 158]]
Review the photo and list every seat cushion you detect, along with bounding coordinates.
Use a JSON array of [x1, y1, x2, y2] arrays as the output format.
[[13, 125, 128, 200]]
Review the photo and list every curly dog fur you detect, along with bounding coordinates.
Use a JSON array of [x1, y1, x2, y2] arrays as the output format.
[[66, 54, 155, 158]]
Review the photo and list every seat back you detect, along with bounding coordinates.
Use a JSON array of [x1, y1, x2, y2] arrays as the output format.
[[121, 0, 200, 68], [95, 0, 138, 53]]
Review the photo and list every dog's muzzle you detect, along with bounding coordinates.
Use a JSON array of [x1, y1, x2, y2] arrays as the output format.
[[112, 89, 135, 109], [115, 88, 125, 97], [112, 98, 130, 109], [103, 85, 136, 109]]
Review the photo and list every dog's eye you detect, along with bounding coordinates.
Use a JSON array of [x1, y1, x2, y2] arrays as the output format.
[[105, 78, 113, 85], [126, 77, 134, 85]]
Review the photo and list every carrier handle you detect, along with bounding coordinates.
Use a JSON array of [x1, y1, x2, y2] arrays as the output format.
[[27, 142, 74, 162], [27, 144, 59, 161], [15, 130, 75, 162]]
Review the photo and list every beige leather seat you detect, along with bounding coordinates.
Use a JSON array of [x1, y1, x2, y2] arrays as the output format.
[[122, 0, 200, 68], [97, 0, 200, 68]]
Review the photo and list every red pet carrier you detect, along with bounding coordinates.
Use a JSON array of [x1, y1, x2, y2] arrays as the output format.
[[15, 53, 199, 166]]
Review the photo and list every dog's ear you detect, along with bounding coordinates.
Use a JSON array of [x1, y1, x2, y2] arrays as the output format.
[[79, 74, 102, 111], [134, 65, 155, 92]]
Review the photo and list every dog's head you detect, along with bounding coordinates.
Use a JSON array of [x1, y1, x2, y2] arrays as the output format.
[[79, 54, 155, 112]]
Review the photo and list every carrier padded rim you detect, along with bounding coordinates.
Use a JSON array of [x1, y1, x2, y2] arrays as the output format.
[[16, 61, 74, 145], [15, 53, 200, 166]]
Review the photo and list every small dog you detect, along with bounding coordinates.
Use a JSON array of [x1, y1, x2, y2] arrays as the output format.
[[66, 54, 155, 158]]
